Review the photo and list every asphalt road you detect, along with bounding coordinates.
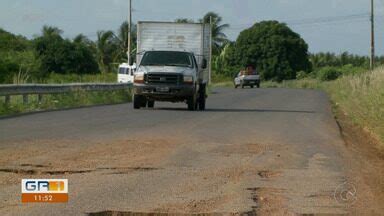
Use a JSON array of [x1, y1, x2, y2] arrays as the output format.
[[0, 88, 353, 215]]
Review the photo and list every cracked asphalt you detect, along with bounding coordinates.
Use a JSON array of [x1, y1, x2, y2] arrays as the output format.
[[0, 88, 358, 215]]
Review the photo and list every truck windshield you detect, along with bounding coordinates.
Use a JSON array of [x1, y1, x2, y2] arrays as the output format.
[[141, 51, 193, 68], [118, 67, 128, 74]]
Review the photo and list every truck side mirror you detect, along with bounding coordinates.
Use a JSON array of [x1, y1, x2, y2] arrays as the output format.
[[202, 59, 207, 69]]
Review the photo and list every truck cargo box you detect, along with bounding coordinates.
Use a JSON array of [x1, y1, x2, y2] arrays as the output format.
[[137, 21, 211, 83]]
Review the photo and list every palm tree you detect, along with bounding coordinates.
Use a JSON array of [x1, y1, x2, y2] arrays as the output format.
[[96, 31, 118, 73], [41, 25, 63, 38], [116, 21, 137, 63], [200, 12, 230, 54]]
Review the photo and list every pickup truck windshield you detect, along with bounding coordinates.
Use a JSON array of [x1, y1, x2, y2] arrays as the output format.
[[141, 51, 193, 68]]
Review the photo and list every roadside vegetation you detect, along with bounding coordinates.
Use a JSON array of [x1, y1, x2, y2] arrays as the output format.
[[0, 89, 131, 116]]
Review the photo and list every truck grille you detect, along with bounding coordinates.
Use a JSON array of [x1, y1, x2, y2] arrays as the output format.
[[145, 73, 182, 85]]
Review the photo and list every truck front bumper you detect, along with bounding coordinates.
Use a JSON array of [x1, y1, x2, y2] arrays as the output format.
[[133, 83, 195, 101]]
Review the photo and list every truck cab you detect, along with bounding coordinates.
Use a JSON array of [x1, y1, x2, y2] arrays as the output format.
[[117, 63, 136, 83], [133, 50, 207, 110]]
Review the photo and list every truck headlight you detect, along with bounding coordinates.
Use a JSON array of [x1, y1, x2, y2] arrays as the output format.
[[183, 75, 193, 84], [134, 74, 144, 83]]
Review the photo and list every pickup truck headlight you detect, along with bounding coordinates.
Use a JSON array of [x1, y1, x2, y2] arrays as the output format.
[[134, 74, 144, 83], [183, 75, 194, 84]]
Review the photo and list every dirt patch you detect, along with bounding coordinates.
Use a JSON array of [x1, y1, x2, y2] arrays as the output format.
[[335, 110, 384, 215], [246, 187, 294, 216], [153, 195, 232, 214]]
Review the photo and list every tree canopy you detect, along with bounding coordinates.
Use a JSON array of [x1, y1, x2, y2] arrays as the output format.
[[233, 21, 311, 81], [34, 26, 98, 75]]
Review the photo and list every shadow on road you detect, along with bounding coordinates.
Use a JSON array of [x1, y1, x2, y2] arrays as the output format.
[[155, 107, 315, 114]]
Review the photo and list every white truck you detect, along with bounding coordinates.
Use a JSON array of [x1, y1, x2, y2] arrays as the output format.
[[117, 63, 136, 83], [133, 21, 211, 111]]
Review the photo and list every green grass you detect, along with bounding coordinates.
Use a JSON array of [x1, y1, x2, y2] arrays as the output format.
[[0, 89, 131, 116], [324, 68, 384, 143]]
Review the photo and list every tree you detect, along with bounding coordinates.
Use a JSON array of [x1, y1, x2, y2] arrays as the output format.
[[175, 18, 194, 23], [234, 21, 311, 81], [0, 28, 30, 52], [95, 30, 119, 73], [201, 12, 229, 54], [0, 28, 37, 83], [116, 21, 137, 64], [34, 26, 99, 75], [41, 26, 63, 38]]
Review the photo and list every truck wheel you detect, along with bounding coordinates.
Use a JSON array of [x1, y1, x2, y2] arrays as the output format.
[[133, 95, 142, 109], [251, 85, 254, 88], [141, 97, 147, 108], [198, 85, 206, 111], [199, 97, 206, 110], [257, 83, 260, 88], [187, 95, 197, 111], [147, 100, 155, 108]]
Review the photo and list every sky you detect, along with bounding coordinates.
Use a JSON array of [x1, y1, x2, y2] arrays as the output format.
[[1, 0, 384, 55]]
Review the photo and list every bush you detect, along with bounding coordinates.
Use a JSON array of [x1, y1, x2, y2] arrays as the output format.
[[316, 67, 342, 81], [296, 71, 308, 80]]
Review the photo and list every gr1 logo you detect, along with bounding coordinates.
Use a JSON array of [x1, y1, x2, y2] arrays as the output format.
[[21, 179, 68, 203]]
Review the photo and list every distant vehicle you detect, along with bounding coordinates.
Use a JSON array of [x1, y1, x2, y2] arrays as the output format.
[[117, 63, 136, 83], [133, 22, 211, 110], [234, 66, 260, 88]]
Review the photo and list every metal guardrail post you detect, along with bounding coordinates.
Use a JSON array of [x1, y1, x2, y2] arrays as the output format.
[[38, 94, 43, 104], [5, 95, 10, 105], [23, 94, 28, 104]]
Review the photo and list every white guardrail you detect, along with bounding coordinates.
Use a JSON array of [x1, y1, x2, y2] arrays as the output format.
[[0, 83, 133, 104]]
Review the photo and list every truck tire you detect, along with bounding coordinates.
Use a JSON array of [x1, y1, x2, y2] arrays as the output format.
[[133, 95, 142, 109], [198, 85, 206, 111], [147, 100, 155, 108], [257, 83, 260, 88], [187, 95, 197, 111], [251, 85, 254, 88], [141, 97, 147, 108]]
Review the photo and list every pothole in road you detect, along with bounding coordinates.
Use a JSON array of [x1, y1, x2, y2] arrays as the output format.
[[20, 163, 49, 168], [88, 211, 223, 216], [246, 187, 289, 215], [99, 167, 161, 175], [0, 167, 160, 175], [257, 170, 282, 179], [0, 168, 94, 175], [210, 143, 267, 155]]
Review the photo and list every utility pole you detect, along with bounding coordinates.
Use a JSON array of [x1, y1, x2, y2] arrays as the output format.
[[127, 0, 132, 65], [209, 16, 212, 84], [370, 0, 375, 70]]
